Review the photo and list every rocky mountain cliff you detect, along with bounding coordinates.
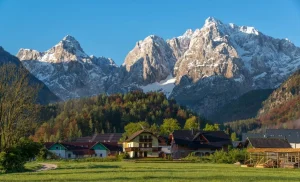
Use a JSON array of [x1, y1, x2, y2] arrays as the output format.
[[170, 17, 300, 118], [0, 46, 60, 104], [17, 35, 118, 100], [17, 17, 300, 120]]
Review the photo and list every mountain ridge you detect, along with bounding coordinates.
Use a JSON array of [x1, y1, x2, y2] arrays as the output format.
[[16, 17, 300, 120]]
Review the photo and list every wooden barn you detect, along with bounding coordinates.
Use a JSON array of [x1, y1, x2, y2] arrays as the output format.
[[244, 138, 300, 168]]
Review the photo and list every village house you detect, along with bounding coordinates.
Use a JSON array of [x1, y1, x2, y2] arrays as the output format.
[[44, 142, 109, 159], [75, 133, 123, 155], [169, 130, 231, 158], [122, 130, 161, 158], [242, 129, 300, 148]]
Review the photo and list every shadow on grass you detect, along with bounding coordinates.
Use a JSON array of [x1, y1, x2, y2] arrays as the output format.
[[0, 164, 42, 175]]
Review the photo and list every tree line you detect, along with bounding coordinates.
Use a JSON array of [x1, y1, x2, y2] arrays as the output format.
[[34, 91, 212, 142]]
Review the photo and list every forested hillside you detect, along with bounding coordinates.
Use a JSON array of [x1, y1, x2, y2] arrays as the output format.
[[34, 91, 206, 142], [259, 70, 300, 116], [226, 70, 300, 137]]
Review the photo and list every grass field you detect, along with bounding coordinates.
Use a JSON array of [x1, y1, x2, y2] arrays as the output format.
[[0, 161, 300, 181]]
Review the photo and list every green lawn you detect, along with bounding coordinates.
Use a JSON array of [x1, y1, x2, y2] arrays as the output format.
[[0, 161, 300, 182]]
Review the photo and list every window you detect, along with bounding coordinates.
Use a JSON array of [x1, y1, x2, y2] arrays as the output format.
[[56, 147, 59, 150], [68, 153, 71, 158], [100, 154, 103, 157], [95, 154, 97, 157]]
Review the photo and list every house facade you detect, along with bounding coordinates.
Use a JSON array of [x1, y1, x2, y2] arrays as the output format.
[[45, 142, 109, 159], [170, 130, 231, 158], [122, 130, 161, 158]]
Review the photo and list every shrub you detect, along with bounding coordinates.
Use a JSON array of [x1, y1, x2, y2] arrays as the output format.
[[36, 146, 60, 161], [183, 149, 248, 164], [0, 139, 42, 172], [117, 153, 129, 160], [208, 149, 248, 164]]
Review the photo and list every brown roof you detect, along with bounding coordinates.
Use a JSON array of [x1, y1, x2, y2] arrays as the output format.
[[171, 130, 231, 149], [44, 142, 55, 149], [75, 133, 123, 143], [247, 138, 291, 148], [44, 142, 103, 150], [125, 130, 157, 142]]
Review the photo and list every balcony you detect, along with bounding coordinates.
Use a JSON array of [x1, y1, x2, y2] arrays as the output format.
[[125, 147, 161, 152], [139, 138, 153, 142]]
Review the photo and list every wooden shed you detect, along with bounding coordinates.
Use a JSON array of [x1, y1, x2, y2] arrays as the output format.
[[247, 148, 300, 168]]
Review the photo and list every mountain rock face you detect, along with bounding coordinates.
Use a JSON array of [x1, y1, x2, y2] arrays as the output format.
[[18, 17, 300, 120], [0, 46, 60, 104], [17, 36, 118, 100], [169, 17, 300, 118], [122, 35, 176, 85]]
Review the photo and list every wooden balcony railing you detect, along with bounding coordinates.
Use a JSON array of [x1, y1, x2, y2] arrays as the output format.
[[125, 147, 161, 152], [139, 138, 153, 142]]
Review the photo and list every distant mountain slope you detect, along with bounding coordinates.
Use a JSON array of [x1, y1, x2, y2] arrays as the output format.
[[227, 70, 300, 134], [257, 70, 300, 127], [259, 69, 300, 116], [211, 89, 274, 123], [0, 46, 60, 104]]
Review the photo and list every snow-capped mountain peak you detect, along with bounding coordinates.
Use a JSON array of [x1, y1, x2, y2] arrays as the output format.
[[60, 35, 85, 53], [204, 17, 223, 26], [17, 35, 118, 100]]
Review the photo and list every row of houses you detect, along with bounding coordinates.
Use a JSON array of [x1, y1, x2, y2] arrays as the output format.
[[44, 129, 232, 159], [44, 129, 300, 160]]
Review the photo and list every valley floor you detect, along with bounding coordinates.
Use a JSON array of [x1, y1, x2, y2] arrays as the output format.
[[1, 161, 300, 181]]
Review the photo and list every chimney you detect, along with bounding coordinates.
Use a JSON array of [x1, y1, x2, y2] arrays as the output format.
[[191, 128, 194, 135]]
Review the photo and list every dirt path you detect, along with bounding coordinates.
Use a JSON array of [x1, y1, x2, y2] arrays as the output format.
[[36, 163, 57, 172]]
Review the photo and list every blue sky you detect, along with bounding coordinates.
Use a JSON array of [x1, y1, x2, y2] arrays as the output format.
[[0, 0, 300, 65]]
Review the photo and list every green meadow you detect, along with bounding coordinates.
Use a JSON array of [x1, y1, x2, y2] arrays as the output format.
[[0, 161, 300, 182]]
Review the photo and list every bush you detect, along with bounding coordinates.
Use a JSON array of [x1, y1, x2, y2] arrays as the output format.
[[208, 149, 248, 164], [117, 153, 129, 160], [183, 149, 248, 164], [36, 146, 59, 161], [0, 139, 42, 172]]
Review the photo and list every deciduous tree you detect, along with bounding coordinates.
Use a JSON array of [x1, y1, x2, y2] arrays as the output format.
[[0, 65, 39, 151]]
